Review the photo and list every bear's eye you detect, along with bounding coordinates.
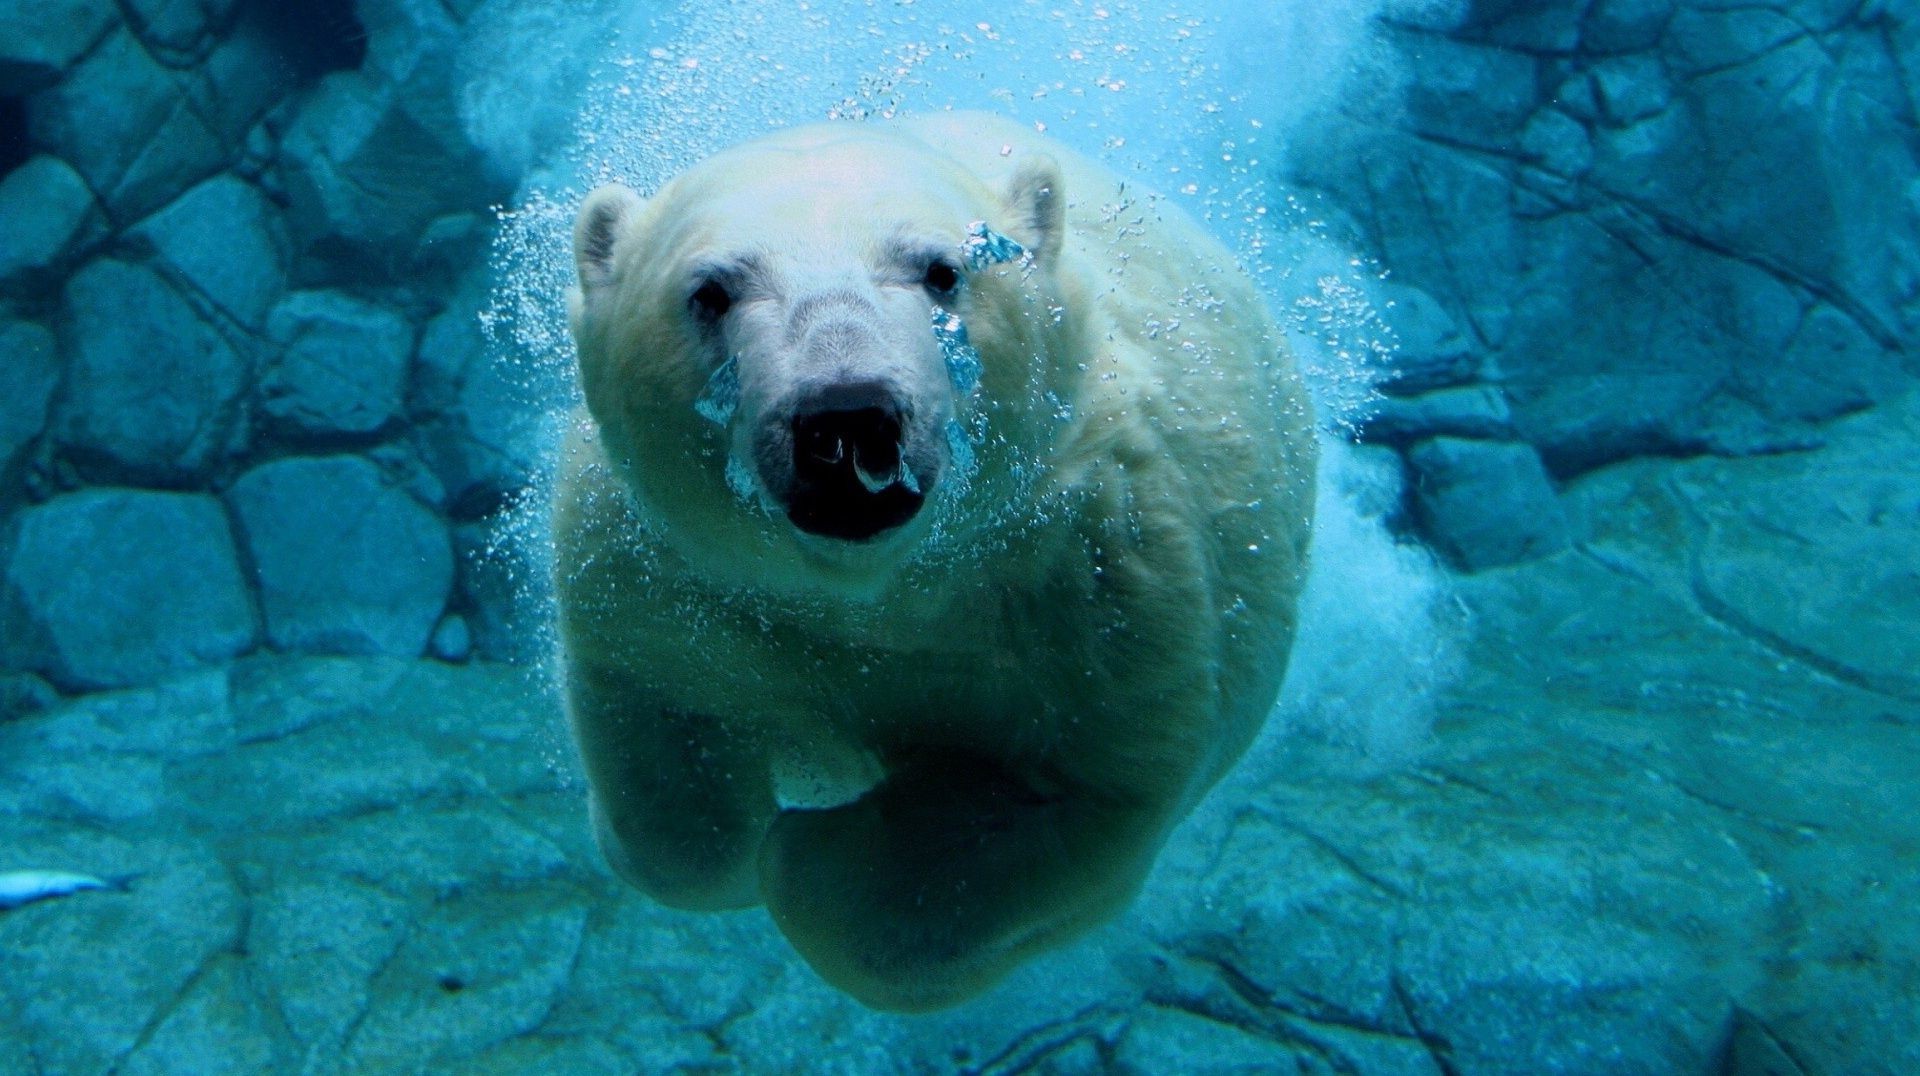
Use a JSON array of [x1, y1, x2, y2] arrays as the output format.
[[923, 261, 960, 296], [690, 279, 733, 322]]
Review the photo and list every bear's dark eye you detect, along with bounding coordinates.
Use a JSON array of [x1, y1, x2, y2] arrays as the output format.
[[923, 261, 960, 296], [690, 279, 733, 321]]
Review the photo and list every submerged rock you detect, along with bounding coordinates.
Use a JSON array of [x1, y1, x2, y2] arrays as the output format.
[[226, 455, 453, 657], [1360, 385, 1513, 445], [412, 272, 542, 518], [25, 29, 226, 223], [0, 156, 102, 288], [278, 71, 498, 269], [53, 259, 249, 485], [120, 0, 238, 66], [0, 490, 255, 691], [1407, 436, 1570, 570], [0, 320, 59, 470], [261, 291, 414, 439], [0, 0, 117, 94], [129, 173, 289, 329]]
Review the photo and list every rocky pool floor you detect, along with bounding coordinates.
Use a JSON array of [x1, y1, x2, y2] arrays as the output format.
[[3, 392, 1916, 1075]]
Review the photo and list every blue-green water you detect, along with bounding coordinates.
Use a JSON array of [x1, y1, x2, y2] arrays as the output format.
[[0, 0, 1915, 1071]]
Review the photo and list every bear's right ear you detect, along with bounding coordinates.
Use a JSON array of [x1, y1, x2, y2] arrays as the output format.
[[574, 184, 646, 294], [1003, 155, 1065, 268]]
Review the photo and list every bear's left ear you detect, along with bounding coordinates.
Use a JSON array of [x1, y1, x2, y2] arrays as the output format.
[[574, 183, 647, 294], [1003, 155, 1065, 268]]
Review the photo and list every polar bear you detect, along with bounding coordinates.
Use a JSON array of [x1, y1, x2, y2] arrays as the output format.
[[558, 112, 1315, 1011]]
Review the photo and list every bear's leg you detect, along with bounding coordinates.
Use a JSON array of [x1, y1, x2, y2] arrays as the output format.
[[757, 748, 1162, 1011], [569, 666, 775, 911]]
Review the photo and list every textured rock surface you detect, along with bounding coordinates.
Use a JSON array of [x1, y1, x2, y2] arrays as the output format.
[[24, 28, 226, 223], [0, 155, 101, 288], [1407, 436, 1570, 570], [0, 320, 59, 471], [226, 455, 453, 656], [413, 271, 544, 518], [278, 70, 500, 270], [0, 0, 117, 95], [0, 395, 1915, 1071], [1299, 0, 1919, 478], [0, 490, 254, 691], [128, 173, 288, 329], [261, 290, 414, 439], [53, 258, 249, 485]]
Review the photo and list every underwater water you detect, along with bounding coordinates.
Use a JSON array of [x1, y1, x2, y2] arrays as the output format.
[[1, 0, 1917, 1071]]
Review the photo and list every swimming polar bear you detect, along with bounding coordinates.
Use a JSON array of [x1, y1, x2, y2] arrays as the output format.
[[557, 112, 1315, 1011]]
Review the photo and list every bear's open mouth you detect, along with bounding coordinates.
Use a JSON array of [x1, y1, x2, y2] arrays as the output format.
[[785, 405, 925, 541], [787, 483, 925, 541]]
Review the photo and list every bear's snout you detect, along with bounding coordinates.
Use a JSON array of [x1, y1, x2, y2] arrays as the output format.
[[780, 381, 927, 542]]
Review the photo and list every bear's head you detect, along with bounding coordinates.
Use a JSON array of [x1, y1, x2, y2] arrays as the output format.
[[568, 125, 1069, 593]]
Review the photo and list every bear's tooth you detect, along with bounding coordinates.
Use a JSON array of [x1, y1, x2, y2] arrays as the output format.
[[853, 452, 898, 494]]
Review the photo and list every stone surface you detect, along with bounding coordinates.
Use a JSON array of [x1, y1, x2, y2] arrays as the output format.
[[1407, 436, 1571, 570], [454, 515, 548, 663], [2, 394, 1917, 1071], [0, 319, 59, 470], [1359, 385, 1513, 445], [0, 155, 101, 287], [0, 490, 255, 691], [25, 29, 226, 223], [278, 70, 499, 268], [53, 258, 249, 485], [1292, 0, 1919, 478], [413, 271, 543, 517], [121, 0, 238, 66], [226, 455, 453, 656], [261, 290, 414, 439], [1374, 282, 1479, 395], [0, 0, 117, 94], [0, 671, 58, 721], [129, 173, 288, 328], [430, 614, 472, 663]]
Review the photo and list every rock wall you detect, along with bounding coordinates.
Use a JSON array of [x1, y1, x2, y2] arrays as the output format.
[[0, 0, 597, 703], [1305, 0, 1920, 570]]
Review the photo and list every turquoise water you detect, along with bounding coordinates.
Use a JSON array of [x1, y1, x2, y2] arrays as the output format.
[[0, 0, 1915, 1071]]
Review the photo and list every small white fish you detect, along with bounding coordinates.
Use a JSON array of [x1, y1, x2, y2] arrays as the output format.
[[0, 870, 131, 911]]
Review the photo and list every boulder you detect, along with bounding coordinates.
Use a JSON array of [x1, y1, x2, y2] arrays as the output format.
[[25, 29, 225, 223], [0, 319, 59, 469], [1407, 437, 1570, 571], [1283, 0, 1919, 482], [261, 291, 414, 439], [428, 614, 471, 663], [278, 71, 497, 267], [0, 489, 256, 691], [54, 259, 249, 485], [129, 174, 288, 328], [1582, 0, 1675, 53], [226, 455, 453, 656], [0, 671, 58, 721], [1376, 282, 1479, 394], [180, 21, 298, 153], [0, 0, 117, 94], [453, 518, 541, 663], [1360, 385, 1513, 445], [0, 155, 102, 288], [120, 0, 238, 67], [412, 273, 542, 517]]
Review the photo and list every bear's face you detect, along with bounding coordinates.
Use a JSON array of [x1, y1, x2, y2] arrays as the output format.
[[569, 128, 1065, 593]]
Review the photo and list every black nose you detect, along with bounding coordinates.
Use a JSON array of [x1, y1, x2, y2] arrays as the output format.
[[786, 387, 925, 541]]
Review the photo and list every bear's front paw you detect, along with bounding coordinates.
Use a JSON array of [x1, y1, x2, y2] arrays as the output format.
[[759, 795, 1016, 1011], [757, 756, 1140, 1011]]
